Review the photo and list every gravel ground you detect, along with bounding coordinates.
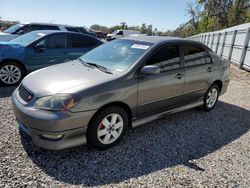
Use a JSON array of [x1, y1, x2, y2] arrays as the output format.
[[0, 65, 250, 187]]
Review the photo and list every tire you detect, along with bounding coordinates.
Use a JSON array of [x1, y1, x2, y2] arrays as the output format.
[[0, 61, 25, 86], [87, 106, 128, 150], [201, 84, 220, 112]]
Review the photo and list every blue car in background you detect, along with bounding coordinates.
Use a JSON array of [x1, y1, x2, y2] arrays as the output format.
[[0, 30, 103, 86]]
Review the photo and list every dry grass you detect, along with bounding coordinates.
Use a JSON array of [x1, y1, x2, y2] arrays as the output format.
[[230, 64, 250, 85]]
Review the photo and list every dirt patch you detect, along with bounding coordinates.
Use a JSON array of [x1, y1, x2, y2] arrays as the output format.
[[230, 64, 250, 85]]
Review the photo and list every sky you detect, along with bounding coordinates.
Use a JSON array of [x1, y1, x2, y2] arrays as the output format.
[[0, 0, 195, 31]]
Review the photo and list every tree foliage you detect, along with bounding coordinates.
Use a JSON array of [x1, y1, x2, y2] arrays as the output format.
[[169, 0, 250, 37], [90, 23, 152, 34]]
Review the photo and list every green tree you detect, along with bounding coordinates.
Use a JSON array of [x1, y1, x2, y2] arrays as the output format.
[[141, 23, 147, 34], [228, 0, 250, 26], [127, 25, 141, 31], [147, 24, 153, 35], [186, 2, 202, 31], [108, 25, 123, 33], [120, 22, 127, 29], [90, 24, 109, 33]]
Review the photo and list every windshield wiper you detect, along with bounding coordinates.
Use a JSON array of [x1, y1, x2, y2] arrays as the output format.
[[78, 58, 92, 67], [78, 59, 113, 74], [87, 63, 113, 74]]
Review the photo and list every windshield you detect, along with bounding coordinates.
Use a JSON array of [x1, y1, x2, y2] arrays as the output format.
[[112, 30, 119, 35], [80, 39, 152, 73], [10, 31, 46, 46], [4, 24, 24, 34]]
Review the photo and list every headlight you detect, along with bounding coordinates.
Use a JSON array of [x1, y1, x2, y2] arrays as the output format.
[[34, 94, 80, 111]]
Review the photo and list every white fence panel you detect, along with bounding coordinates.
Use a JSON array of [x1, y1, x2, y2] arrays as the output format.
[[188, 23, 250, 71]]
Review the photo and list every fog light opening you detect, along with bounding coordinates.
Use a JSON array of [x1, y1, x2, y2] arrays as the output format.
[[39, 134, 64, 141]]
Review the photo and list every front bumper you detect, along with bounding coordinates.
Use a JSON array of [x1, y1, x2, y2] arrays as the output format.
[[12, 89, 96, 150]]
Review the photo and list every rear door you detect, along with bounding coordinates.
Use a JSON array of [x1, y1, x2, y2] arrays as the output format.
[[25, 33, 68, 71], [182, 44, 214, 105], [67, 33, 101, 60], [137, 44, 184, 117]]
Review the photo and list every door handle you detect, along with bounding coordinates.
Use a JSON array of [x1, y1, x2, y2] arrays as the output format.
[[175, 73, 184, 79], [207, 67, 213, 72]]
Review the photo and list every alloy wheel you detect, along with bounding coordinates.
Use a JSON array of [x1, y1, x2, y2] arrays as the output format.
[[206, 88, 218, 108], [97, 113, 124, 145], [0, 65, 22, 84]]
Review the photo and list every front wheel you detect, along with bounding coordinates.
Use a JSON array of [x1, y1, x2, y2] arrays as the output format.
[[201, 84, 220, 112], [87, 106, 128, 150], [0, 61, 25, 86]]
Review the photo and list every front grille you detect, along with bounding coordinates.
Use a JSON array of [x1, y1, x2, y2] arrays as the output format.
[[18, 85, 34, 103]]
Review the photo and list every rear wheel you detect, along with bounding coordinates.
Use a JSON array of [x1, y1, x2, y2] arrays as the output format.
[[201, 84, 220, 112], [0, 61, 25, 86], [87, 106, 128, 150]]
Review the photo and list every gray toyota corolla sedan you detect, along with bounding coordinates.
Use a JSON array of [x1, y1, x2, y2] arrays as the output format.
[[12, 36, 230, 150]]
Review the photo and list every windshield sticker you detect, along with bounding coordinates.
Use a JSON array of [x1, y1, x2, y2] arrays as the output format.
[[37, 33, 46, 37], [131, 44, 150, 50]]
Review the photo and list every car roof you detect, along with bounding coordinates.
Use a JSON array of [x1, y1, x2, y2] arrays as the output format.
[[24, 30, 101, 40], [26, 30, 85, 35], [122, 36, 201, 45], [25, 30, 103, 43], [25, 30, 66, 35], [20, 22, 78, 28]]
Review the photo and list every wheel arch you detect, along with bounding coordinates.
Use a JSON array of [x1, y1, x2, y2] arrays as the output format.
[[87, 101, 133, 130], [212, 80, 222, 92], [1, 59, 28, 74]]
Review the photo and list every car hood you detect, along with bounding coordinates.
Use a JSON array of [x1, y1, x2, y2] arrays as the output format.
[[0, 33, 18, 41], [0, 42, 26, 60], [22, 60, 117, 97]]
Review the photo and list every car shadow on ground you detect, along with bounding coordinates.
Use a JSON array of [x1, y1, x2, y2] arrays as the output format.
[[20, 101, 250, 186]]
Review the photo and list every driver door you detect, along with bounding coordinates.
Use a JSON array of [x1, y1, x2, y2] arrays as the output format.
[[137, 45, 184, 118], [24, 33, 68, 71]]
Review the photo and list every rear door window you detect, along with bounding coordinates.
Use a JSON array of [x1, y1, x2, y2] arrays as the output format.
[[65, 27, 80, 33], [183, 45, 211, 67], [70, 34, 97, 48], [42, 25, 60, 30]]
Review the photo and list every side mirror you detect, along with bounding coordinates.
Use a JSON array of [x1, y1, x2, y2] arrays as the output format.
[[35, 44, 46, 52], [140, 65, 161, 75]]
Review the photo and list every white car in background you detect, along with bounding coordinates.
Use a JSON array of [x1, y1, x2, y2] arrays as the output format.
[[0, 23, 96, 41], [106, 30, 140, 41]]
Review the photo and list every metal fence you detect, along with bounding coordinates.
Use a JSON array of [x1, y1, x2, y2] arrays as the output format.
[[188, 23, 250, 71]]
